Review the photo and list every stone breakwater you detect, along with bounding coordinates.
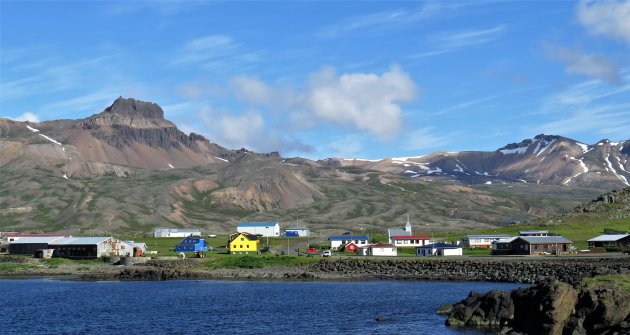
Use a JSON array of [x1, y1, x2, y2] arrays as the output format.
[[307, 257, 630, 284]]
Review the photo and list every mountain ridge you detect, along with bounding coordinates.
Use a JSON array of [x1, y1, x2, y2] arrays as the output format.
[[1, 97, 628, 234]]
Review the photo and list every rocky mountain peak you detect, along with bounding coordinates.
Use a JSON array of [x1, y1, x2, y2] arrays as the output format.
[[103, 97, 164, 119]]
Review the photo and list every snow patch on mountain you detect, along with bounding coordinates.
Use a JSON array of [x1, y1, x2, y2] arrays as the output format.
[[500, 146, 528, 154], [38, 134, 61, 145], [26, 125, 40, 133], [535, 138, 556, 156], [213, 156, 229, 163], [605, 154, 629, 186], [577, 143, 590, 154]]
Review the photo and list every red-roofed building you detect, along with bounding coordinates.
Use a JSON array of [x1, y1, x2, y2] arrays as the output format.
[[390, 235, 430, 248]]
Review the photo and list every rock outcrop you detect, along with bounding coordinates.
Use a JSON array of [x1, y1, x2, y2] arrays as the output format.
[[445, 279, 630, 335]]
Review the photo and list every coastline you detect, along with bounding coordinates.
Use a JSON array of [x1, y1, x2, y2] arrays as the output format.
[[2, 254, 628, 283]]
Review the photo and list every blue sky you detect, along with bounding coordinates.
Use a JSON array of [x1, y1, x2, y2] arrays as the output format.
[[1, 0, 629, 159]]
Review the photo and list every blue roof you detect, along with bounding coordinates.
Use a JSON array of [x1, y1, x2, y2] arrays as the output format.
[[329, 235, 369, 241], [238, 221, 279, 227]]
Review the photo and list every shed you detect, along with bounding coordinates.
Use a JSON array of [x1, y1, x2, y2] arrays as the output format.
[[49, 237, 133, 259], [284, 226, 310, 237], [8, 236, 65, 255], [237, 221, 280, 237], [174, 236, 208, 253], [153, 228, 201, 238], [124, 241, 148, 256], [587, 234, 630, 249], [416, 243, 463, 257]]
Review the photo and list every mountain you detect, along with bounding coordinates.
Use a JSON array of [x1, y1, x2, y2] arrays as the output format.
[[321, 134, 630, 189], [0, 97, 628, 235]]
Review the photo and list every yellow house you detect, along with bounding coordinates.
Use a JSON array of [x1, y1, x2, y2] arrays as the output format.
[[228, 233, 259, 254]]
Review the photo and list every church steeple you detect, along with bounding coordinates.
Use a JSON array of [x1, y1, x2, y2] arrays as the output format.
[[405, 214, 412, 233]]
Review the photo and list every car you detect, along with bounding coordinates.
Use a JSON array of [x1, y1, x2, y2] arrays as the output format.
[[207, 234, 217, 238], [307, 247, 318, 253], [321, 250, 331, 257], [342, 231, 351, 235]]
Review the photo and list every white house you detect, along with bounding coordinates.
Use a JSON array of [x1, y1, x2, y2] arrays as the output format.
[[462, 234, 510, 248], [416, 242, 463, 257], [237, 221, 280, 237], [391, 235, 431, 248], [329, 235, 369, 250], [153, 228, 201, 238], [359, 243, 397, 257]]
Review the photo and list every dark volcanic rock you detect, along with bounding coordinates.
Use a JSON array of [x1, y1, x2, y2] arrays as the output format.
[[445, 280, 630, 335], [104, 96, 164, 119]]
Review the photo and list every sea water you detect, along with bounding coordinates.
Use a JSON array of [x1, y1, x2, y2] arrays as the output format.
[[0, 279, 523, 334]]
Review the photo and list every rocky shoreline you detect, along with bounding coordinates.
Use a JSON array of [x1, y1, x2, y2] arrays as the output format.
[[443, 279, 630, 335], [2, 255, 629, 283]]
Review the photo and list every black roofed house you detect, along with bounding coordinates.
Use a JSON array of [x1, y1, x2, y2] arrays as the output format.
[[510, 236, 572, 255]]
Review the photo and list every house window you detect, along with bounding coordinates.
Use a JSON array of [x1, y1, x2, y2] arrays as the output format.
[[240, 238, 244, 241], [404, 240, 409, 244]]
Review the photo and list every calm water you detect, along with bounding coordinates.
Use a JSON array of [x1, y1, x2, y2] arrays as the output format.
[[0, 279, 522, 334]]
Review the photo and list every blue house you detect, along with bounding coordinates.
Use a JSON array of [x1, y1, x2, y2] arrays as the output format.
[[174, 236, 208, 252]]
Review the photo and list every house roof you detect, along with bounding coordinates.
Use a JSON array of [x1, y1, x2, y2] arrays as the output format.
[[5, 234, 66, 238], [49, 237, 116, 245], [391, 235, 430, 240], [8, 236, 65, 244], [238, 222, 279, 228], [329, 235, 368, 241], [587, 234, 630, 242], [229, 232, 259, 242], [367, 243, 396, 249], [419, 242, 461, 249], [388, 228, 409, 237], [519, 230, 549, 235], [518, 236, 572, 244], [492, 237, 518, 244], [465, 234, 510, 239]]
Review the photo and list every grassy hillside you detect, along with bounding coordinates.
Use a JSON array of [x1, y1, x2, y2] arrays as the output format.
[[0, 160, 609, 236]]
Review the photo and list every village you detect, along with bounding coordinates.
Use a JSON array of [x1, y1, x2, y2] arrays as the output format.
[[2, 216, 629, 261]]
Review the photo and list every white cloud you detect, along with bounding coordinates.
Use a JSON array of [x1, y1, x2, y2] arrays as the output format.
[[316, 2, 472, 38], [229, 76, 273, 106], [224, 66, 418, 139], [199, 106, 313, 154], [171, 35, 265, 72], [40, 91, 121, 115], [5, 112, 40, 122], [534, 70, 630, 139], [577, 0, 630, 47], [408, 25, 506, 59], [544, 44, 620, 83], [404, 128, 451, 151], [304, 65, 417, 139]]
